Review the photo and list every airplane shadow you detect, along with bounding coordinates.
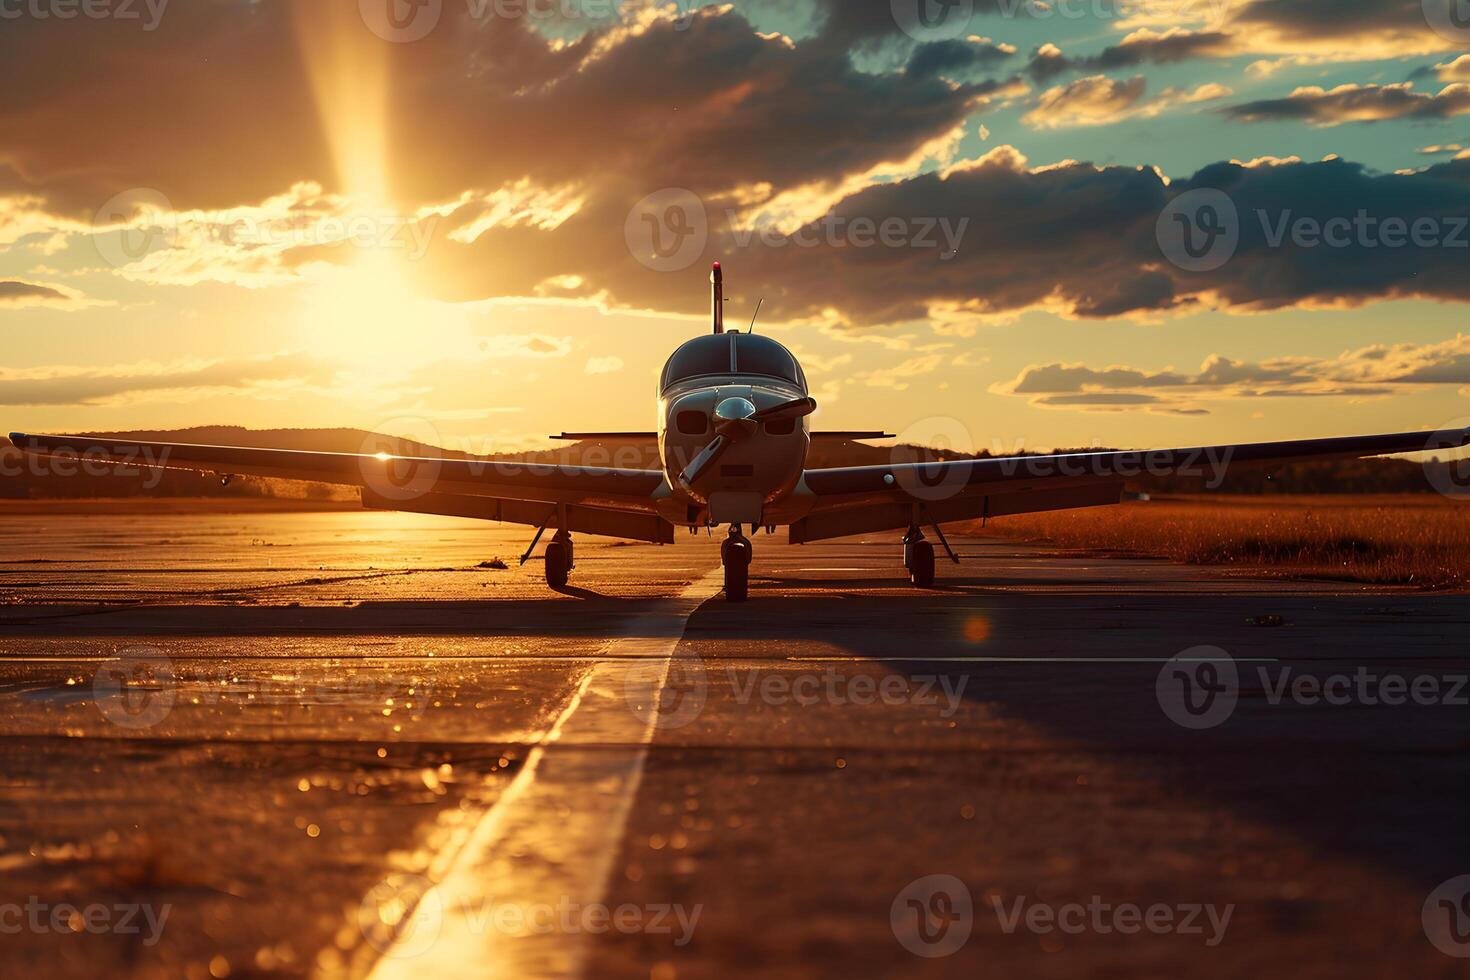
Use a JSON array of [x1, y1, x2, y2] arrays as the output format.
[[680, 585, 1470, 895]]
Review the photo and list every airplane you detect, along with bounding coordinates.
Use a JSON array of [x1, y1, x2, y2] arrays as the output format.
[[10, 262, 1469, 602]]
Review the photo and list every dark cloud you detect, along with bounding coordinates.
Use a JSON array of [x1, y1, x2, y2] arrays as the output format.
[[1226, 82, 1470, 125], [907, 38, 1016, 80], [1028, 30, 1234, 82], [0, 281, 67, 304], [996, 337, 1470, 413], [0, 353, 330, 407]]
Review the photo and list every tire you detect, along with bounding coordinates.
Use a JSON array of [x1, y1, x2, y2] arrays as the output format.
[[724, 559, 749, 602], [908, 540, 936, 588], [545, 540, 570, 589]]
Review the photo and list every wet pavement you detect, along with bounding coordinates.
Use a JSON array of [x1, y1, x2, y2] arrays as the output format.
[[1, 507, 1469, 978]]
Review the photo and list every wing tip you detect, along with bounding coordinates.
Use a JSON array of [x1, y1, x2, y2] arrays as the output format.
[[6, 432, 26, 444]]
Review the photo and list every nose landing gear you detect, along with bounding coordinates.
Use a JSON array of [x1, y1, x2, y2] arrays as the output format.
[[721, 526, 752, 602], [545, 530, 575, 589], [903, 525, 936, 588]]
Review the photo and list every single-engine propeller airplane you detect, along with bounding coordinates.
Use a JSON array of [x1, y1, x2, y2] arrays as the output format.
[[11, 263, 1470, 601]]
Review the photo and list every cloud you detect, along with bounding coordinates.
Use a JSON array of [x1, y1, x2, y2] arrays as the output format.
[[1023, 75, 1229, 129], [994, 336, 1470, 413], [1024, 75, 1149, 129], [584, 355, 625, 374], [1225, 82, 1470, 126], [1437, 55, 1470, 83], [1028, 29, 1236, 81], [0, 353, 332, 407], [0, 279, 95, 310], [907, 37, 1017, 80]]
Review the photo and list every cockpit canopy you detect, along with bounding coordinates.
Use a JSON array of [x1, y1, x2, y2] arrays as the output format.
[[660, 334, 807, 392]]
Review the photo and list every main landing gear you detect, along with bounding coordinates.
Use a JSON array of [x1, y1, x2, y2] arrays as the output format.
[[544, 530, 575, 589], [903, 525, 936, 588], [721, 526, 752, 602]]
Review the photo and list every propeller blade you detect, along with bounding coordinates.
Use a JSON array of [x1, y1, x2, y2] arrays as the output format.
[[752, 397, 817, 423], [678, 435, 729, 487]]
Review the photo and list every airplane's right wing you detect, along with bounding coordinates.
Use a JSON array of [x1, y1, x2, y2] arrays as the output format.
[[9, 432, 676, 543], [791, 427, 1470, 543]]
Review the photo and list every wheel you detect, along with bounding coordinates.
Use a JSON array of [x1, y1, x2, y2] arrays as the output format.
[[908, 540, 936, 588], [545, 540, 570, 589], [722, 536, 751, 602], [724, 558, 749, 602]]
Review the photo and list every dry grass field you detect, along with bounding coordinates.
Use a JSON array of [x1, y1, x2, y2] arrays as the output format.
[[967, 494, 1470, 589]]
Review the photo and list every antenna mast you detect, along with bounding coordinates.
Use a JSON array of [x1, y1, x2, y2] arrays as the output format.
[[711, 262, 724, 335]]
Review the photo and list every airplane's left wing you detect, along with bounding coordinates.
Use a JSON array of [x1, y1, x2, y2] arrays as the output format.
[[791, 427, 1470, 543], [9, 432, 675, 543]]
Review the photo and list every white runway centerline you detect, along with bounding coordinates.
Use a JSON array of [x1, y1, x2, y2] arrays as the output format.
[[359, 569, 724, 980]]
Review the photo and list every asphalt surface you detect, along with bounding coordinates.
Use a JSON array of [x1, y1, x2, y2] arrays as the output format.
[[2, 507, 1470, 978]]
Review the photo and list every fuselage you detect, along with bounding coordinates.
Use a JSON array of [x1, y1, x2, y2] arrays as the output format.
[[656, 332, 811, 528]]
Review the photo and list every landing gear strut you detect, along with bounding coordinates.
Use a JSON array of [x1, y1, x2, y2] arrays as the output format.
[[721, 526, 752, 602], [545, 530, 574, 589], [903, 525, 936, 588]]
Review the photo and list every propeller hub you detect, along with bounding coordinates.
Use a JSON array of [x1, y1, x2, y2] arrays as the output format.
[[713, 397, 757, 423]]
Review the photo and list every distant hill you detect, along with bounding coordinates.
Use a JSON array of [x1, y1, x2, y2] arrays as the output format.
[[0, 427, 1459, 498]]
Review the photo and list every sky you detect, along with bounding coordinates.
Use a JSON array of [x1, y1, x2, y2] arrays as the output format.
[[3, 0, 1470, 455]]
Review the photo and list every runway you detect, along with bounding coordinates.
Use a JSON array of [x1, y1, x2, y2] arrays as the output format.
[[2, 507, 1469, 978]]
